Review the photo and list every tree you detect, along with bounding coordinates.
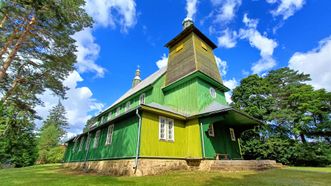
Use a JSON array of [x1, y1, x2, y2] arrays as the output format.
[[233, 67, 331, 166], [0, 0, 93, 115], [41, 101, 68, 137], [0, 102, 37, 167], [37, 124, 61, 164]]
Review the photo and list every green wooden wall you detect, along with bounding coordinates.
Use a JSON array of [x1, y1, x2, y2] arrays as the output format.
[[199, 116, 242, 160], [64, 115, 138, 162]]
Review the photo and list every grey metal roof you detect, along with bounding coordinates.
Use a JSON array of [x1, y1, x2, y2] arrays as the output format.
[[144, 102, 190, 117], [198, 101, 231, 115], [104, 67, 167, 112]]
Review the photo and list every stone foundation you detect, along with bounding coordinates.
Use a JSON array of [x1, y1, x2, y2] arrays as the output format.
[[63, 159, 282, 176]]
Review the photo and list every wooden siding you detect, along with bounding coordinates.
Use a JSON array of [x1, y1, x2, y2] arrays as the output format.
[[200, 116, 242, 160], [193, 33, 222, 83], [139, 111, 202, 158], [64, 115, 138, 162], [164, 78, 199, 114], [197, 79, 227, 111], [166, 33, 196, 86]]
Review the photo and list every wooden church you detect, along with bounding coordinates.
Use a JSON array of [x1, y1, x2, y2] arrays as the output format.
[[63, 19, 268, 176]]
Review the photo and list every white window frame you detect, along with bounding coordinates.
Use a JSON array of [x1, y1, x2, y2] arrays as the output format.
[[73, 138, 78, 152], [229, 128, 236, 141], [93, 130, 101, 148], [125, 101, 130, 112], [159, 116, 166, 140], [210, 87, 216, 98], [79, 136, 85, 151], [105, 124, 114, 145], [115, 107, 120, 117], [139, 93, 145, 104], [85, 135, 90, 150], [159, 116, 175, 141], [107, 112, 112, 121], [208, 124, 215, 137]]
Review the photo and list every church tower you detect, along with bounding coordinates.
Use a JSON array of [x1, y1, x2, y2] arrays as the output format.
[[132, 66, 141, 88], [164, 18, 223, 86]]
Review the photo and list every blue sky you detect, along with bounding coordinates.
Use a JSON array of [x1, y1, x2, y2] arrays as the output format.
[[35, 0, 331, 137]]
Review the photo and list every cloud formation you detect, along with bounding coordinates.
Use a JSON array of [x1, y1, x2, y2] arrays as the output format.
[[239, 14, 278, 74], [35, 71, 104, 134], [215, 56, 228, 76], [156, 54, 168, 69], [217, 29, 238, 48], [289, 36, 331, 91], [266, 0, 305, 20], [212, 0, 242, 23], [186, 0, 199, 19], [223, 78, 238, 104]]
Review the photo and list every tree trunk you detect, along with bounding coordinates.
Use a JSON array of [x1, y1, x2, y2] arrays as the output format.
[[0, 16, 35, 80], [300, 133, 306, 143], [0, 15, 7, 28]]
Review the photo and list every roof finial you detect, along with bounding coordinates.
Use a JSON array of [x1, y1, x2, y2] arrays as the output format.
[[182, 17, 193, 30], [132, 66, 142, 88]]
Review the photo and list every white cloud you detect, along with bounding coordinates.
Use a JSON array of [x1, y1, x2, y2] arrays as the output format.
[[223, 78, 238, 104], [289, 36, 331, 91], [186, 0, 199, 19], [215, 56, 228, 76], [217, 29, 238, 48], [212, 0, 242, 23], [35, 71, 104, 134], [239, 14, 278, 74], [266, 0, 305, 20], [72, 28, 105, 77], [156, 54, 168, 69], [85, 0, 137, 32]]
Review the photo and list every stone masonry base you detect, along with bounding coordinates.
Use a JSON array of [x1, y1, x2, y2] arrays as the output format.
[[63, 159, 282, 176]]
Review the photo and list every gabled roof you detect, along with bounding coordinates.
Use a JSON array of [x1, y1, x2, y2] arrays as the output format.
[[104, 67, 167, 111]]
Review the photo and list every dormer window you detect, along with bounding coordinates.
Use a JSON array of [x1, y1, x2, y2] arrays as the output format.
[[139, 94, 145, 104]]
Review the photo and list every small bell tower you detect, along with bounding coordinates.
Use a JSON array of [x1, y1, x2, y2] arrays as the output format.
[[132, 66, 141, 88], [164, 18, 222, 86]]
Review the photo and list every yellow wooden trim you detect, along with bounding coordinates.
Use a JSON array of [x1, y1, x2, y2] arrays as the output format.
[[141, 105, 186, 120]]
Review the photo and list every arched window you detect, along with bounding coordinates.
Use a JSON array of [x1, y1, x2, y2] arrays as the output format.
[[139, 93, 145, 104], [115, 107, 120, 117]]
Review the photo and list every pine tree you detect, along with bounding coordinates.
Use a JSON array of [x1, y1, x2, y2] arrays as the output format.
[[41, 101, 68, 137], [0, 0, 93, 114]]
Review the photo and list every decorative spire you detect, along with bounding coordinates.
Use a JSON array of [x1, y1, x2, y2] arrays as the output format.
[[132, 66, 142, 88]]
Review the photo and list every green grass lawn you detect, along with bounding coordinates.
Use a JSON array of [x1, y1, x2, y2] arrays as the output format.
[[0, 164, 330, 186]]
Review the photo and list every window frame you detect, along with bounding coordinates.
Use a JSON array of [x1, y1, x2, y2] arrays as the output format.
[[105, 124, 114, 146], [208, 124, 215, 137], [93, 130, 101, 149], [209, 87, 216, 98], [85, 134, 90, 150], [159, 116, 175, 142], [78, 136, 85, 151], [125, 101, 130, 112], [229, 128, 236, 141], [139, 93, 145, 104], [115, 107, 120, 117]]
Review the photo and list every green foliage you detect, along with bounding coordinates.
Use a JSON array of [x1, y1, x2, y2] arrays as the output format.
[[0, 0, 93, 115], [0, 102, 37, 168], [37, 102, 68, 164], [41, 101, 68, 137], [233, 67, 331, 166]]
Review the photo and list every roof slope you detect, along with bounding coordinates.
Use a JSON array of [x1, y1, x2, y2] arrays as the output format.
[[107, 67, 167, 109]]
